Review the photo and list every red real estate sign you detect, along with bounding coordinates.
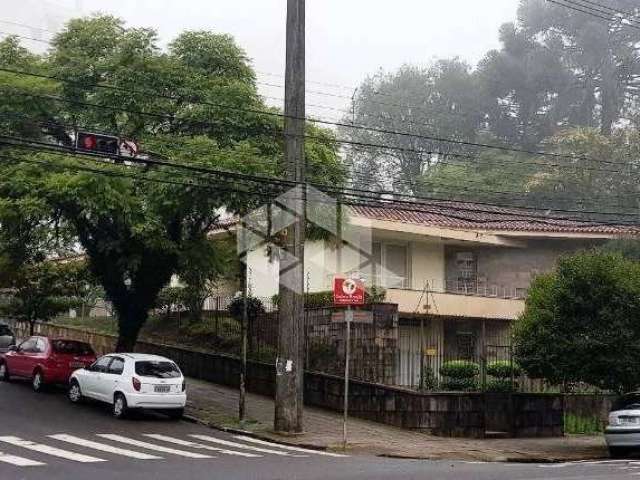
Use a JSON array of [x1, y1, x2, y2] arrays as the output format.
[[333, 277, 365, 306]]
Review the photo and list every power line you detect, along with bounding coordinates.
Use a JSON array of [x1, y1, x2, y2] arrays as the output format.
[[0, 31, 52, 45], [4, 135, 640, 224], [1, 86, 638, 181], [6, 111, 638, 215], [547, 0, 640, 29], [574, 0, 637, 17], [1, 68, 636, 169]]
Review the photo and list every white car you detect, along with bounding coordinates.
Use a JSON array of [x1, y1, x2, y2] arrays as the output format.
[[68, 353, 186, 419], [605, 393, 640, 458]]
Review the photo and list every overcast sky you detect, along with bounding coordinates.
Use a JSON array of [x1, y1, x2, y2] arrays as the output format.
[[2, 0, 519, 115]]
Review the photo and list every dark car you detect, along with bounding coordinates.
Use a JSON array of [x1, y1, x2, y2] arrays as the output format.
[[0, 323, 15, 354]]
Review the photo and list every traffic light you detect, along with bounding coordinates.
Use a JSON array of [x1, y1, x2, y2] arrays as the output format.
[[76, 132, 119, 155]]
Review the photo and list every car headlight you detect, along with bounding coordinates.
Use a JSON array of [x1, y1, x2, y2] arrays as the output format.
[[609, 413, 619, 426]]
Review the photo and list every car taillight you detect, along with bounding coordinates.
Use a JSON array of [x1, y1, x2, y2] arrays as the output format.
[[132, 377, 141, 392], [182, 380, 186, 392]]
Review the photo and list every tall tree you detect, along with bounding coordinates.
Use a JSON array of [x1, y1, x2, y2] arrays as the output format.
[[0, 16, 344, 351], [341, 60, 485, 193], [477, 22, 576, 147], [518, 0, 640, 136], [514, 251, 640, 393]]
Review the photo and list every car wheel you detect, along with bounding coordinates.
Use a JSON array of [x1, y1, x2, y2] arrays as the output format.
[[166, 408, 184, 420], [113, 393, 128, 419], [32, 370, 45, 392], [0, 362, 9, 382], [68, 380, 83, 404], [609, 446, 629, 459]]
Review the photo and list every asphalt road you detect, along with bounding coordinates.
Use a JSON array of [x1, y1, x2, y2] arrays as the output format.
[[0, 379, 637, 480]]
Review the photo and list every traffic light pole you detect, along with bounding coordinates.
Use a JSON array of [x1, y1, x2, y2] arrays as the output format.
[[275, 0, 306, 434]]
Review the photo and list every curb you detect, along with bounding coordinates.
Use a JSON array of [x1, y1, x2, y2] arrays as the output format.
[[184, 414, 608, 463], [183, 413, 345, 454]]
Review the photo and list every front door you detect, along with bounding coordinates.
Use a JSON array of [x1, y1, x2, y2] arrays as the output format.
[[83, 356, 112, 400], [8, 338, 37, 377]]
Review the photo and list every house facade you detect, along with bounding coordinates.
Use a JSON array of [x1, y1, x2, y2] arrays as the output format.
[[215, 200, 638, 388]]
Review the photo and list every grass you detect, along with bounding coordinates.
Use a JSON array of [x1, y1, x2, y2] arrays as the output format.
[[564, 413, 605, 435], [54, 315, 118, 335]]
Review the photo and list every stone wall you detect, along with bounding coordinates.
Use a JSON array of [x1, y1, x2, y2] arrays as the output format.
[[15, 322, 563, 438]]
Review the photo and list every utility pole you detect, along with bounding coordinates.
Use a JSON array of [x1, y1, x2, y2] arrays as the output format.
[[239, 221, 248, 424], [275, 0, 305, 434]]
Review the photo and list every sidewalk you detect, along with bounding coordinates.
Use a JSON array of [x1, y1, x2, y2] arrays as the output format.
[[184, 378, 608, 462]]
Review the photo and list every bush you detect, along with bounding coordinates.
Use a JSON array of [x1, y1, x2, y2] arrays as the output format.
[[307, 341, 339, 372], [440, 360, 480, 379], [440, 378, 478, 392], [486, 360, 521, 379], [228, 296, 265, 321], [486, 378, 517, 393], [420, 366, 438, 391], [272, 287, 387, 309]]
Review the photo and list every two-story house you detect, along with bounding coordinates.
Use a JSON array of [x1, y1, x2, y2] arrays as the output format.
[[213, 199, 639, 387]]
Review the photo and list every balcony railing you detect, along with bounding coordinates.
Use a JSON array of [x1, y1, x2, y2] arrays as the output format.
[[443, 280, 528, 300]]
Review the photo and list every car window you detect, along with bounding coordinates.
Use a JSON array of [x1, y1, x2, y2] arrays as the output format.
[[135, 361, 181, 378], [613, 394, 640, 411], [52, 340, 94, 356], [0, 325, 12, 336], [91, 356, 113, 373], [35, 338, 47, 353], [108, 357, 125, 375], [19, 338, 37, 353]]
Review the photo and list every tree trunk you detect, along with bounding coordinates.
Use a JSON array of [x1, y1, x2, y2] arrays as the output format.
[[115, 304, 148, 352], [29, 320, 35, 336]]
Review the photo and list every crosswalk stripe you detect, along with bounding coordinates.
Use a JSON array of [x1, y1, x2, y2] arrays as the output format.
[[97, 434, 213, 459], [0, 436, 105, 463], [0, 451, 46, 467], [189, 434, 305, 457], [49, 434, 162, 460], [234, 435, 349, 458], [144, 434, 260, 458]]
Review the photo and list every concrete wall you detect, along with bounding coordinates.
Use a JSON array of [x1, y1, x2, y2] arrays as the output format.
[[15, 322, 565, 438], [445, 239, 603, 293]]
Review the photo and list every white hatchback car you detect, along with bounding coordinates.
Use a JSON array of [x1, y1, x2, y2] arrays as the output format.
[[68, 353, 186, 419]]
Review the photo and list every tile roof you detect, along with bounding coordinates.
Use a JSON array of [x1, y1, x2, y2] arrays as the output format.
[[348, 201, 640, 236]]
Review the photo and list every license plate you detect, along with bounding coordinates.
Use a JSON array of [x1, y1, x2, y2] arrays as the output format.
[[620, 416, 639, 425], [69, 362, 85, 368], [154, 385, 171, 393]]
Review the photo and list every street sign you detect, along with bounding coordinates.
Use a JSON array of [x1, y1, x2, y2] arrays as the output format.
[[333, 277, 365, 306]]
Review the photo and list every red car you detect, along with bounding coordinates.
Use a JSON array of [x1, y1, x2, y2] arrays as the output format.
[[0, 336, 96, 392]]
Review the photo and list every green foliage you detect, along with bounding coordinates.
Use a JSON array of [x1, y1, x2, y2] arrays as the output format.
[[307, 341, 339, 372], [440, 378, 478, 392], [564, 414, 605, 435], [514, 251, 640, 394], [273, 287, 387, 309], [440, 360, 480, 379], [420, 366, 438, 391], [0, 15, 344, 352], [228, 296, 266, 322], [155, 286, 186, 313], [487, 360, 521, 379], [485, 378, 517, 393], [0, 261, 78, 331]]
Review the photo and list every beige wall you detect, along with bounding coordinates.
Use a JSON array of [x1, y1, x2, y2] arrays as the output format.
[[444, 239, 604, 293], [386, 288, 524, 319], [410, 241, 445, 292]]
